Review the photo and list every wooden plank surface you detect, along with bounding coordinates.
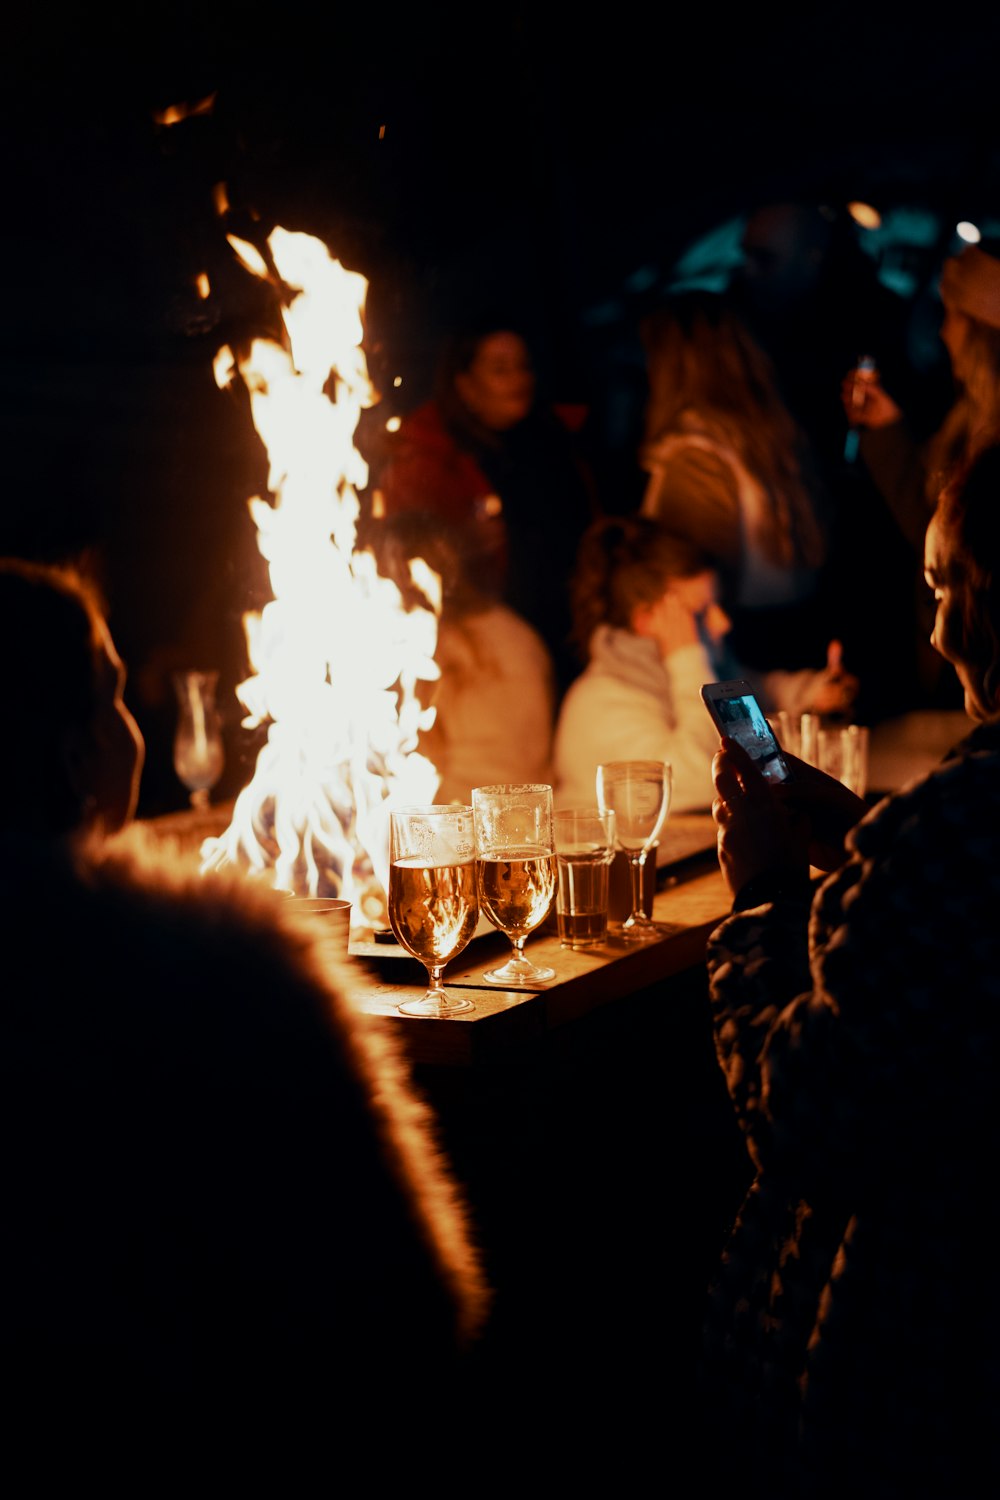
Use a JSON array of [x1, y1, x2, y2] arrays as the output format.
[[347, 836, 729, 1066], [139, 802, 728, 1066]]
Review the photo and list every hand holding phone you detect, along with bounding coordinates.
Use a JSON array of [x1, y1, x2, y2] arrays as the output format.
[[700, 679, 793, 785]]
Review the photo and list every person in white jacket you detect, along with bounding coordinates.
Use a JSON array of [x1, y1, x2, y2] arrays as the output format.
[[553, 516, 857, 835]]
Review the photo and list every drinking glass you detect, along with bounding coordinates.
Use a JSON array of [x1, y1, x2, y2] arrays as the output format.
[[596, 760, 672, 943], [471, 783, 558, 987], [554, 807, 616, 949], [819, 722, 870, 798], [172, 670, 225, 810], [388, 805, 480, 1018]]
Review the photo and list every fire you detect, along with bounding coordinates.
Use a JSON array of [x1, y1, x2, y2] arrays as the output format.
[[200, 227, 441, 927]]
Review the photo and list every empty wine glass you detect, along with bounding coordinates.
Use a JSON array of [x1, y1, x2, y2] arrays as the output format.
[[471, 783, 558, 987], [388, 805, 479, 1019], [172, 670, 225, 810], [596, 760, 672, 943]]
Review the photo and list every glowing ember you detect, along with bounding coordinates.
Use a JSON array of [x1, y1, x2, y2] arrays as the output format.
[[200, 227, 441, 927]]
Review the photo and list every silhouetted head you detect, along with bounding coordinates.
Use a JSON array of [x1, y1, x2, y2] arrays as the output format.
[[732, 201, 874, 321], [0, 557, 144, 838], [371, 511, 488, 619]]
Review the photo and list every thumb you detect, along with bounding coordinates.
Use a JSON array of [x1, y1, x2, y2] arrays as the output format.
[[826, 638, 843, 674]]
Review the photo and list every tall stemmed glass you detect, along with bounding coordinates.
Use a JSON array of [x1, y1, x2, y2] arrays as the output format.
[[596, 760, 672, 943], [172, 670, 225, 810], [472, 783, 558, 987], [388, 806, 480, 1018]]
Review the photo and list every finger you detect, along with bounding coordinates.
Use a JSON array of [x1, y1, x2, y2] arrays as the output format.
[[710, 792, 732, 828], [712, 757, 745, 806], [719, 736, 755, 773], [720, 737, 773, 800]]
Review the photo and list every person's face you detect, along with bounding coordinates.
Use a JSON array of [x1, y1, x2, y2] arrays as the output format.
[[924, 509, 982, 720], [673, 571, 732, 644], [454, 331, 536, 431], [638, 570, 731, 658], [82, 623, 145, 834]]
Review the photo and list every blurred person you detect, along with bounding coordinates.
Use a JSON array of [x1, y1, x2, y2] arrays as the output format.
[[369, 313, 602, 697], [733, 200, 920, 472], [638, 289, 832, 673], [842, 239, 1000, 708], [373, 512, 556, 803], [552, 515, 856, 825], [697, 442, 1000, 1498], [843, 238, 1000, 547], [730, 200, 930, 721], [0, 556, 490, 1470]]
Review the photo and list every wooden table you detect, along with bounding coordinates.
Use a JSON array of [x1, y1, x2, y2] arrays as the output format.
[[140, 802, 731, 1066], [346, 813, 730, 1066]]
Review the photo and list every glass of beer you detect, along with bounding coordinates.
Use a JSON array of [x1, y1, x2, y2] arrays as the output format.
[[388, 805, 480, 1018], [553, 807, 616, 949], [472, 783, 558, 987]]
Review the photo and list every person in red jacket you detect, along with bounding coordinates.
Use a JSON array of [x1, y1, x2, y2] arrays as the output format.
[[370, 315, 601, 697]]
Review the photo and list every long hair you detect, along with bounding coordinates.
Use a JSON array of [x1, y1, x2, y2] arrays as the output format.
[[934, 445, 1000, 717], [638, 290, 826, 569], [0, 557, 106, 835], [570, 514, 712, 661], [927, 317, 1000, 502]]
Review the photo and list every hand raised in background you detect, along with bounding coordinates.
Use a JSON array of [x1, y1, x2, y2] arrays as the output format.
[[840, 365, 902, 430], [808, 639, 860, 716]]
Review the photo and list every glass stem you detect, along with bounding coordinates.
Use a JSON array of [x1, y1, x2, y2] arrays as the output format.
[[426, 963, 446, 996], [630, 852, 647, 921]]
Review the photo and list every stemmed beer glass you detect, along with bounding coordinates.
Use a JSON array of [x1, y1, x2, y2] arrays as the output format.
[[471, 783, 558, 987], [388, 805, 480, 1018], [172, 670, 225, 810], [596, 760, 672, 943]]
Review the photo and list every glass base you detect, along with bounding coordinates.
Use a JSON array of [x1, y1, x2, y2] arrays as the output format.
[[397, 991, 475, 1018], [612, 915, 667, 945], [483, 957, 556, 987]]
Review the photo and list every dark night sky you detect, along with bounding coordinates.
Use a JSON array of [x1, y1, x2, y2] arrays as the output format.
[[3, 7, 1000, 812], [5, 9, 1000, 357]]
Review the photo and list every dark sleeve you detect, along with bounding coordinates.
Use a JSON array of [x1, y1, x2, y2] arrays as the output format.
[[705, 885, 815, 1170]]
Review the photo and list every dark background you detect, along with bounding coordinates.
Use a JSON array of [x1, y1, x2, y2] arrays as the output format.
[[3, 7, 1000, 812]]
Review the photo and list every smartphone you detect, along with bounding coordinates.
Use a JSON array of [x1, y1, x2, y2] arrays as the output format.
[[700, 679, 793, 784]]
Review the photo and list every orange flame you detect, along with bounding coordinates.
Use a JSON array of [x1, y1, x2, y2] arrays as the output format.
[[200, 228, 440, 927]]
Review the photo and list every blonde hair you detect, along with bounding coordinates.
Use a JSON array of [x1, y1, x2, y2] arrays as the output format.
[[639, 291, 826, 569], [928, 314, 1000, 501]]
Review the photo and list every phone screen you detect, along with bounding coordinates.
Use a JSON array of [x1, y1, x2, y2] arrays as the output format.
[[702, 683, 791, 784]]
